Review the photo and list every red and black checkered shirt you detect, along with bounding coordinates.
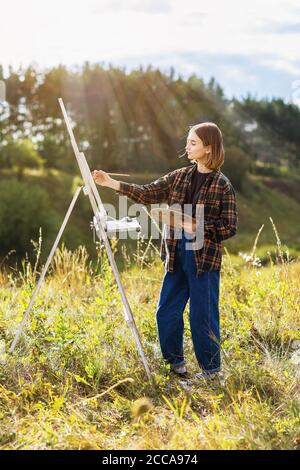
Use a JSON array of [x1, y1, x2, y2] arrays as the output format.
[[116, 163, 238, 273]]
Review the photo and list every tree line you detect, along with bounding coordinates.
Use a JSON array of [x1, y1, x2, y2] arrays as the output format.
[[1, 63, 299, 184]]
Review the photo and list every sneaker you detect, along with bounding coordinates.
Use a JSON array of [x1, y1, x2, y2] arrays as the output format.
[[170, 364, 187, 375], [194, 371, 219, 380]]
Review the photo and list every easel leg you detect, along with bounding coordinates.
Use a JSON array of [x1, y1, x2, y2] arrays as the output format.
[[9, 186, 83, 353], [97, 228, 152, 381]]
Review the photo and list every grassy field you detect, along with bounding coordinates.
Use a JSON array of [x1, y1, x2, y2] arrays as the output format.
[[0, 225, 299, 450]]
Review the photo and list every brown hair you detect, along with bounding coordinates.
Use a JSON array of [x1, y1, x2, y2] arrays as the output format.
[[190, 122, 225, 170]]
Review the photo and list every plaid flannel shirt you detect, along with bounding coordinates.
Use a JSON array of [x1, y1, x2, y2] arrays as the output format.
[[116, 163, 238, 273]]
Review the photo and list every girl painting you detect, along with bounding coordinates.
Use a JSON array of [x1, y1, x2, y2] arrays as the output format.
[[93, 122, 238, 380]]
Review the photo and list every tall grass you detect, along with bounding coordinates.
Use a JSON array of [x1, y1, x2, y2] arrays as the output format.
[[0, 220, 299, 450]]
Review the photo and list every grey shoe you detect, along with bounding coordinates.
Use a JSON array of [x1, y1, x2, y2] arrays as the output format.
[[170, 364, 187, 375], [194, 371, 219, 380]]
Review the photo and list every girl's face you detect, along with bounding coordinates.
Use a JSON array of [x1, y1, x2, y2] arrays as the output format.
[[185, 129, 211, 162]]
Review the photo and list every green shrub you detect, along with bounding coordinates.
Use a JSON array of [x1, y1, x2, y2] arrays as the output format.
[[223, 145, 253, 191], [0, 179, 58, 262], [0, 138, 44, 181], [254, 164, 281, 177]]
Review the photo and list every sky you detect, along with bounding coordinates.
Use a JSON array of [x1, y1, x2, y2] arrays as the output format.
[[1, 0, 300, 103]]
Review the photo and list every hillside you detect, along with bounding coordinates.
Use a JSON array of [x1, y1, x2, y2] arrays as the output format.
[[0, 167, 299, 270], [1, 64, 300, 266]]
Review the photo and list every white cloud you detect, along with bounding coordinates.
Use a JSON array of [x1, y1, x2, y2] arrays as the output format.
[[89, 0, 172, 15], [0, 0, 299, 100], [260, 58, 300, 76]]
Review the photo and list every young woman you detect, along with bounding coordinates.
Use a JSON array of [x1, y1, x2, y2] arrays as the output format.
[[92, 122, 238, 380]]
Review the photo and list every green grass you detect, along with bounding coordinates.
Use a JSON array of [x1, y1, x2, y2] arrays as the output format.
[[0, 225, 299, 450]]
